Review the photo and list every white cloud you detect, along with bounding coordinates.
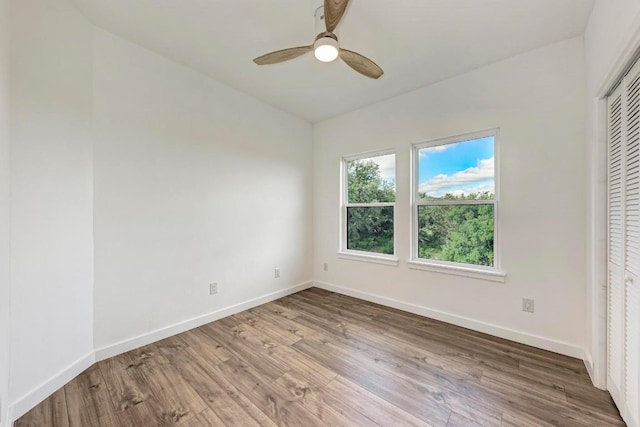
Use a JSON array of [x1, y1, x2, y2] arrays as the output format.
[[419, 157, 494, 197], [365, 153, 395, 182], [419, 145, 448, 159], [422, 145, 448, 153]]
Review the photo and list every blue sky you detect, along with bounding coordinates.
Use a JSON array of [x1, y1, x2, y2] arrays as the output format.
[[418, 136, 495, 198]]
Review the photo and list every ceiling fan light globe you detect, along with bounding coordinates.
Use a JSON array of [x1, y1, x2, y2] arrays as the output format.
[[314, 37, 339, 62]]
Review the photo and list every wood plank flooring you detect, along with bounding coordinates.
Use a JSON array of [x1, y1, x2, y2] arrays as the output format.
[[16, 288, 624, 426]]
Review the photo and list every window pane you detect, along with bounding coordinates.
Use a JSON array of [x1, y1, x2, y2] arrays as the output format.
[[347, 154, 395, 203], [417, 204, 494, 267], [347, 206, 394, 255], [418, 137, 494, 201]]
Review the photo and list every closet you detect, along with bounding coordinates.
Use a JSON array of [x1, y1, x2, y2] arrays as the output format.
[[608, 58, 640, 427]]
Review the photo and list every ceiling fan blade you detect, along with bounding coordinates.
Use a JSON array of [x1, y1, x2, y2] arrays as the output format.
[[339, 49, 384, 79], [324, 0, 350, 33], [253, 46, 313, 65]]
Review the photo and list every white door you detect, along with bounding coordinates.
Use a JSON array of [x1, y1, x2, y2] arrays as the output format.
[[607, 58, 640, 427], [607, 80, 625, 409], [623, 59, 639, 427]]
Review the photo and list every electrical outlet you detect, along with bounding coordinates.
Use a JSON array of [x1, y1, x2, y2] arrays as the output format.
[[274, 268, 281, 278], [522, 298, 534, 313], [323, 262, 329, 272], [209, 283, 218, 295]]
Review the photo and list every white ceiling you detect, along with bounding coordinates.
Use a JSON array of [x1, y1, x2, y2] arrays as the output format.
[[71, 0, 595, 123]]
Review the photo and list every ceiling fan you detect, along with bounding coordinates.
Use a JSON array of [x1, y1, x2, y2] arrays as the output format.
[[253, 0, 384, 79]]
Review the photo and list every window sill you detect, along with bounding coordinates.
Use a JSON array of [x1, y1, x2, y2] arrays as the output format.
[[338, 251, 400, 266], [407, 260, 506, 283]]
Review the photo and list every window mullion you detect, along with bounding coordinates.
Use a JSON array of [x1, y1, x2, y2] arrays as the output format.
[[416, 200, 495, 206], [346, 202, 396, 208]]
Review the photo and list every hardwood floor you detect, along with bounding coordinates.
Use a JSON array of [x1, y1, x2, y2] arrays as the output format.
[[16, 288, 624, 426]]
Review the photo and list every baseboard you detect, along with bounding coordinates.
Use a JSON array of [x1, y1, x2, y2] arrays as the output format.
[[583, 350, 597, 387], [95, 281, 313, 362], [313, 281, 585, 359], [8, 351, 95, 424]]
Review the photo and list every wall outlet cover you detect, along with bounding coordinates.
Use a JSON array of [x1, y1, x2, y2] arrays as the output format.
[[522, 298, 534, 313]]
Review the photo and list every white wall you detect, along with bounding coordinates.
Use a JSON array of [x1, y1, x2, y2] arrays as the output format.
[[583, 0, 640, 387], [0, 0, 10, 424], [313, 37, 587, 355], [92, 30, 313, 353], [4, 2, 312, 419], [585, 0, 640, 95], [9, 0, 94, 417]]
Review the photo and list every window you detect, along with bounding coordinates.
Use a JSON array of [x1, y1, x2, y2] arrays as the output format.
[[341, 151, 396, 261], [411, 130, 500, 274]]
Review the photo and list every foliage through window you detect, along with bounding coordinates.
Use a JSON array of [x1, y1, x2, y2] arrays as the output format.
[[343, 152, 395, 256], [414, 132, 497, 268]]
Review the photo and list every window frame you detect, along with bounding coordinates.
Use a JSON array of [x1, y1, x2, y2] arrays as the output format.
[[339, 148, 399, 266], [409, 129, 505, 281]]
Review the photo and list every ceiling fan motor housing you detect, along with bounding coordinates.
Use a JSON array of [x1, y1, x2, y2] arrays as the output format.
[[314, 33, 339, 62], [313, 6, 340, 62]]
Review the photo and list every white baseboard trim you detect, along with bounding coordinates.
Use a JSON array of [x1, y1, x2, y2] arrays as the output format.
[[584, 350, 596, 387], [8, 351, 95, 424], [95, 281, 313, 362], [313, 281, 585, 359]]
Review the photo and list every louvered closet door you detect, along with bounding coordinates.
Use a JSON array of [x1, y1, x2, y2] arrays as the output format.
[[607, 59, 640, 427], [608, 82, 625, 407], [624, 60, 640, 427]]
